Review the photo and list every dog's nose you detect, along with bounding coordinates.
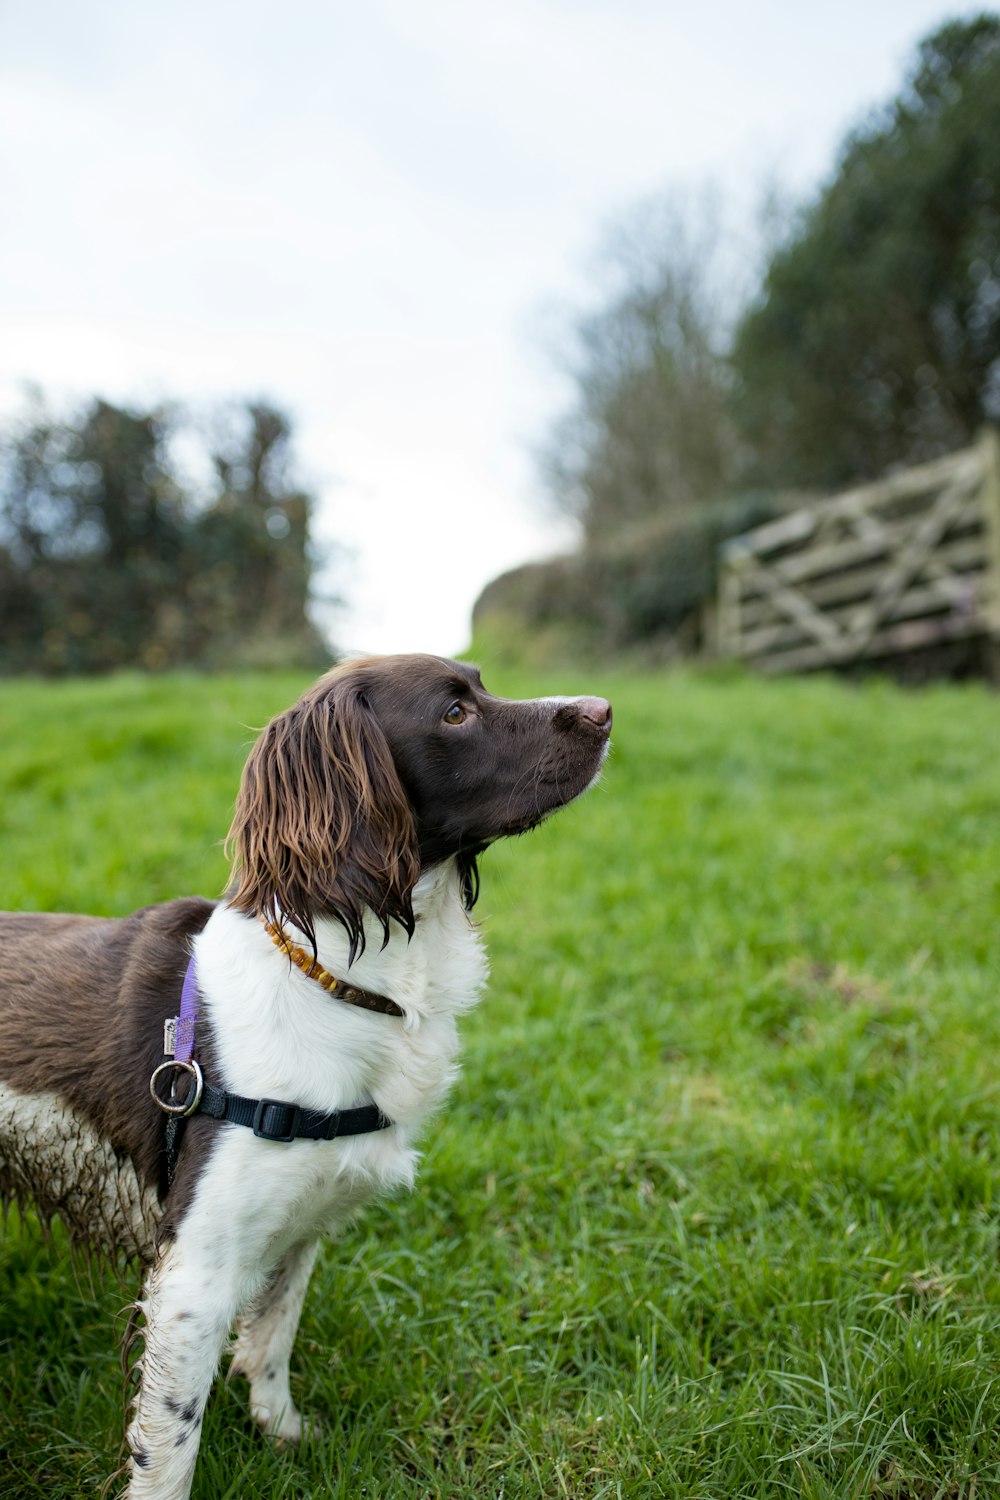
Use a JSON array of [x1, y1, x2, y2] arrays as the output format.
[[578, 697, 612, 730]]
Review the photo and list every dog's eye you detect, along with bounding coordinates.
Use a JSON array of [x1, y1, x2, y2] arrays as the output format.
[[443, 702, 467, 725]]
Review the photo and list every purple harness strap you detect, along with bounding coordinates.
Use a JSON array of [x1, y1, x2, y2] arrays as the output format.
[[150, 955, 203, 1191], [175, 956, 199, 1062]]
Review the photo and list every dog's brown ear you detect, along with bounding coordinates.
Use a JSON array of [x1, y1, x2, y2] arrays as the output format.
[[226, 678, 420, 961]]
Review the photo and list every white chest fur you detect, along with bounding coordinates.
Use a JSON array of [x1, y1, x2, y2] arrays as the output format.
[[189, 861, 487, 1252]]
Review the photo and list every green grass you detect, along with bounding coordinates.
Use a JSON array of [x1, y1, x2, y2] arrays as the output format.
[[1, 665, 999, 1499]]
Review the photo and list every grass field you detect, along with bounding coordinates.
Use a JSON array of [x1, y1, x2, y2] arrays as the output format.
[[1, 664, 999, 1500]]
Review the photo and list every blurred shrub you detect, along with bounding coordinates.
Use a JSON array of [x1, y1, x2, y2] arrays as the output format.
[[473, 493, 785, 664], [0, 395, 330, 675]]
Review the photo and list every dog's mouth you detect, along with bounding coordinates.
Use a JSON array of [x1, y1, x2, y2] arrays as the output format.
[[493, 731, 611, 839]]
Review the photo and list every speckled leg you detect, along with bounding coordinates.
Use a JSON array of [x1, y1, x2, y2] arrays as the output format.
[[124, 1238, 244, 1500], [229, 1239, 320, 1441]]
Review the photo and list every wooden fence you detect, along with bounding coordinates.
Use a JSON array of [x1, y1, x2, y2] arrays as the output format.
[[716, 430, 1000, 675]]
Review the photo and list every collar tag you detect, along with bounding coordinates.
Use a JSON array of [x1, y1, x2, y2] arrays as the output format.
[[163, 1017, 178, 1057]]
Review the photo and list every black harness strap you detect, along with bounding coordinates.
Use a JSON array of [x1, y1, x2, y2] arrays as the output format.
[[160, 1072, 391, 1189], [197, 1084, 391, 1143]]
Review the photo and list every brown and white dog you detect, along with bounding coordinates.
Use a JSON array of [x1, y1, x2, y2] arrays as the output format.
[[0, 654, 611, 1499]]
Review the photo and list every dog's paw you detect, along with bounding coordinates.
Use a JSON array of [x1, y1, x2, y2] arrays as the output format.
[[251, 1401, 323, 1445], [250, 1400, 301, 1442]]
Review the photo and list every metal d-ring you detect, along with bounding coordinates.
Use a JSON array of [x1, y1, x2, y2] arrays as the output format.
[[150, 1058, 204, 1117]]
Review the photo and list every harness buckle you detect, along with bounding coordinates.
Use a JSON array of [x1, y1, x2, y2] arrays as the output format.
[[150, 1059, 204, 1118], [252, 1098, 302, 1143]]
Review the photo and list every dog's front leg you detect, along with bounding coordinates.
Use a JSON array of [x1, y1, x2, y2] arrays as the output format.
[[124, 1234, 248, 1500], [229, 1238, 319, 1441]]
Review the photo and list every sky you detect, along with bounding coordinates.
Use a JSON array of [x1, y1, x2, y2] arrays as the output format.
[[0, 0, 979, 658]]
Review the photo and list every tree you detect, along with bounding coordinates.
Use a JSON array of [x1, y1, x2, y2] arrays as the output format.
[[0, 394, 328, 673], [731, 15, 1000, 489], [540, 196, 744, 542], [194, 401, 321, 663]]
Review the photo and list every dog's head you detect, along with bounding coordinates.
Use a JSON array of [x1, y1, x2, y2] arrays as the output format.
[[227, 654, 611, 958]]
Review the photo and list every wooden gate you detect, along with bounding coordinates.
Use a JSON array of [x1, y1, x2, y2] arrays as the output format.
[[716, 430, 1000, 675]]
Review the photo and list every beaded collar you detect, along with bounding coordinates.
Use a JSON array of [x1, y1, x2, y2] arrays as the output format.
[[261, 919, 405, 1018]]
